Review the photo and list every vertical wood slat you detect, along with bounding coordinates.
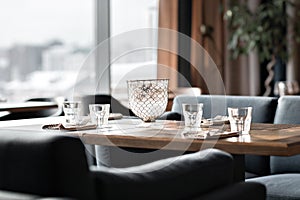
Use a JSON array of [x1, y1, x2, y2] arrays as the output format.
[[190, 0, 226, 94]]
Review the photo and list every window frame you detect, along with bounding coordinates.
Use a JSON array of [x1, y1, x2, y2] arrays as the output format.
[[95, 0, 111, 94]]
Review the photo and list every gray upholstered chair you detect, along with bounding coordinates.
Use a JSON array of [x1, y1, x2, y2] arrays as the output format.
[[248, 95, 300, 200], [171, 95, 277, 123], [273, 95, 300, 124], [0, 131, 266, 200], [168, 95, 278, 178]]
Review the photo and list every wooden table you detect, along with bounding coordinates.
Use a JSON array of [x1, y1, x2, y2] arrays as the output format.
[[0, 102, 58, 113], [1, 117, 300, 181], [1, 118, 300, 156], [72, 121, 300, 157]]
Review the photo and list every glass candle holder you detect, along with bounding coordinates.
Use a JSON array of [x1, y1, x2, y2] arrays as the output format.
[[127, 79, 169, 122]]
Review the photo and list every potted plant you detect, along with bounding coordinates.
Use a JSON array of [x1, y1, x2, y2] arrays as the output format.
[[225, 0, 300, 96]]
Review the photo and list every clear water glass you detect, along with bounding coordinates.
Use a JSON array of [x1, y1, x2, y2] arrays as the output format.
[[89, 104, 110, 128], [228, 107, 252, 134], [182, 103, 203, 128], [63, 101, 81, 126]]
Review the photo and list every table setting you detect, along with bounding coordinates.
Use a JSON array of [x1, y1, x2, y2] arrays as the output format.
[[38, 78, 254, 142]]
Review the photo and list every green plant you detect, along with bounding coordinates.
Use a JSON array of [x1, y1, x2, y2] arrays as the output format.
[[225, 0, 300, 62]]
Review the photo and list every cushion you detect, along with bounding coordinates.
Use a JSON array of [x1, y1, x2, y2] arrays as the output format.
[[198, 182, 266, 200], [272, 96, 300, 173], [248, 174, 300, 200], [270, 155, 300, 174]]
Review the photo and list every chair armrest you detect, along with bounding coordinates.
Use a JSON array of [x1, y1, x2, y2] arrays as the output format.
[[90, 149, 233, 200], [194, 182, 266, 200]]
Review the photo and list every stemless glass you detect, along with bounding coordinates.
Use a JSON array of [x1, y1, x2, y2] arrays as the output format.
[[127, 79, 169, 122], [228, 107, 252, 134], [63, 101, 81, 126], [182, 103, 203, 128], [89, 104, 110, 128]]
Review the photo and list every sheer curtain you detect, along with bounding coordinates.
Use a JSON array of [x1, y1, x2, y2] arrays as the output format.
[[157, 0, 178, 90]]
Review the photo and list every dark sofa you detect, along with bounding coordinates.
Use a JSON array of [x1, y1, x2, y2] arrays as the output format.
[[0, 130, 265, 200]]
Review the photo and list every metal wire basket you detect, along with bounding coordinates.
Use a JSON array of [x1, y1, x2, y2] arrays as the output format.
[[127, 79, 169, 122]]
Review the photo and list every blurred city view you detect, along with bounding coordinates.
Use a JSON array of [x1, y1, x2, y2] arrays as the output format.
[[0, 0, 158, 102], [0, 41, 91, 102]]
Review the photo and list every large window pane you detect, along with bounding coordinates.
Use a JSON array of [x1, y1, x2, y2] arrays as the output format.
[[0, 0, 94, 102], [110, 0, 159, 104]]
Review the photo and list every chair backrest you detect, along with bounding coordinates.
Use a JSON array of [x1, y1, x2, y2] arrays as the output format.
[[172, 95, 278, 123], [80, 94, 133, 116], [0, 131, 96, 200], [271, 95, 300, 174], [274, 95, 300, 124], [91, 149, 235, 200]]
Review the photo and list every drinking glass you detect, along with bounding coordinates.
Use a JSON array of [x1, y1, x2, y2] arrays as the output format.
[[228, 107, 252, 134], [63, 101, 81, 126], [89, 104, 110, 128], [182, 103, 203, 128]]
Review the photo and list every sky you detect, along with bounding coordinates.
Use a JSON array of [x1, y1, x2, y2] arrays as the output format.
[[0, 0, 157, 48], [111, 0, 157, 36], [0, 0, 159, 101], [0, 0, 94, 48]]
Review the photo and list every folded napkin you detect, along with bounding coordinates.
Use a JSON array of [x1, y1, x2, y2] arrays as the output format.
[[182, 130, 239, 140], [42, 113, 123, 131], [207, 115, 230, 123]]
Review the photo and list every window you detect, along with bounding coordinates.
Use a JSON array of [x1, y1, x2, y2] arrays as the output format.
[[0, 0, 94, 102], [110, 0, 159, 103]]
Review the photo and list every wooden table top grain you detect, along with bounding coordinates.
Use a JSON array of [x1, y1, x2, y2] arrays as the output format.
[[1, 117, 300, 157], [70, 120, 300, 156]]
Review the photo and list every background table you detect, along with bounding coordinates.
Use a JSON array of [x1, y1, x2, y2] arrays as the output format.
[[0, 102, 58, 113]]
